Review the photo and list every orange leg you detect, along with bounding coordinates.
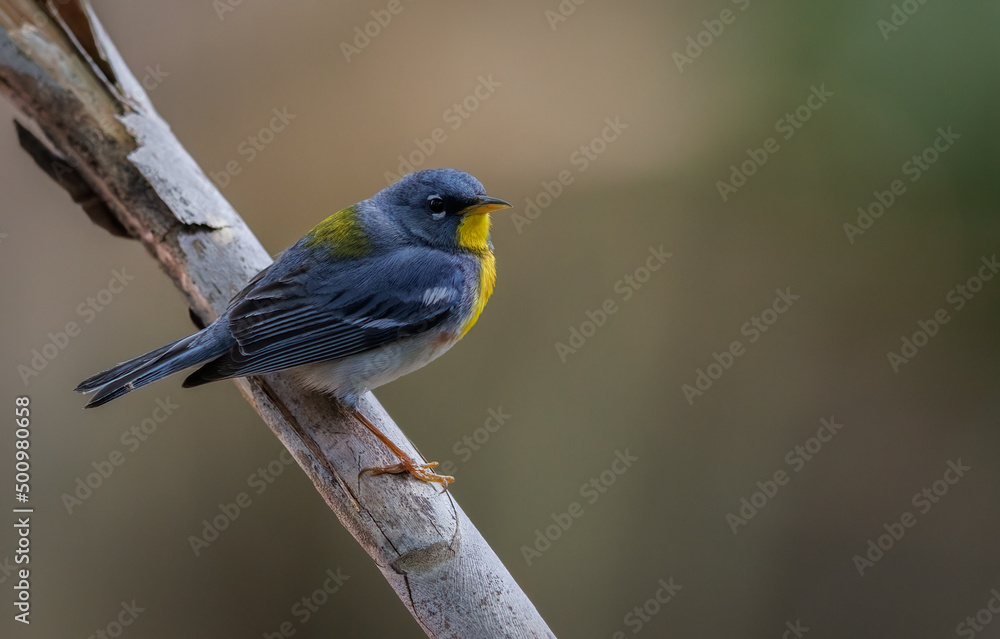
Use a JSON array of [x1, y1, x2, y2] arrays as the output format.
[[353, 410, 454, 485]]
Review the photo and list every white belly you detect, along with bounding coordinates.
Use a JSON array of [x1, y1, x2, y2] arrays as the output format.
[[289, 331, 459, 408]]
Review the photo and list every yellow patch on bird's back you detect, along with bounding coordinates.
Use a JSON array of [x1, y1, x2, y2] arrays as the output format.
[[457, 215, 496, 338], [304, 205, 372, 257]]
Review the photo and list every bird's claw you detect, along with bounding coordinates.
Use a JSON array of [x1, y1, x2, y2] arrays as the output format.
[[360, 459, 454, 485]]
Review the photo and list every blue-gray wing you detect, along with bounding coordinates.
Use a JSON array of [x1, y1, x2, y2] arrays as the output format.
[[183, 248, 464, 385]]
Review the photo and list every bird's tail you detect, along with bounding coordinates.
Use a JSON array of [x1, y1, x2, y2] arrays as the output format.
[[75, 328, 230, 408]]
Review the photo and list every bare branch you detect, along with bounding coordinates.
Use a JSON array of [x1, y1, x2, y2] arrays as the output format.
[[0, 2, 555, 636]]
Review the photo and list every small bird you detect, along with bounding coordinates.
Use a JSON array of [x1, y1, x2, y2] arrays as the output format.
[[76, 168, 511, 485]]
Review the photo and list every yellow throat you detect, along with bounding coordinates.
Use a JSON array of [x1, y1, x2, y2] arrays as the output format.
[[456, 214, 496, 338]]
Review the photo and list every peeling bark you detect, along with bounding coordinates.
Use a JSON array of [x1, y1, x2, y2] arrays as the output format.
[[0, 2, 555, 636]]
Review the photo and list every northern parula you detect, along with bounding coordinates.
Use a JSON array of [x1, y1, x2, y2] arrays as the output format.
[[76, 168, 511, 484]]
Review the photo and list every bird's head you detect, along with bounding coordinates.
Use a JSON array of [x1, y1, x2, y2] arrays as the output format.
[[375, 169, 511, 253]]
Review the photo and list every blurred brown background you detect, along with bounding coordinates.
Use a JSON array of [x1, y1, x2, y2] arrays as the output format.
[[2, 0, 999, 637]]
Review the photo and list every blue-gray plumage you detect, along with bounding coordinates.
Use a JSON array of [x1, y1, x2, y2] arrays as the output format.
[[76, 169, 511, 484]]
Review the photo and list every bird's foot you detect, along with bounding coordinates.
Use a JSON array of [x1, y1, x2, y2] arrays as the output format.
[[351, 409, 454, 485], [360, 457, 454, 485]]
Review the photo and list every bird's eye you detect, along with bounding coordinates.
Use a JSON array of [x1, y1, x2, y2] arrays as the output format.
[[427, 196, 446, 215]]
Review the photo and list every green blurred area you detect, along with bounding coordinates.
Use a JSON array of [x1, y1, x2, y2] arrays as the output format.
[[1, 0, 999, 637]]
